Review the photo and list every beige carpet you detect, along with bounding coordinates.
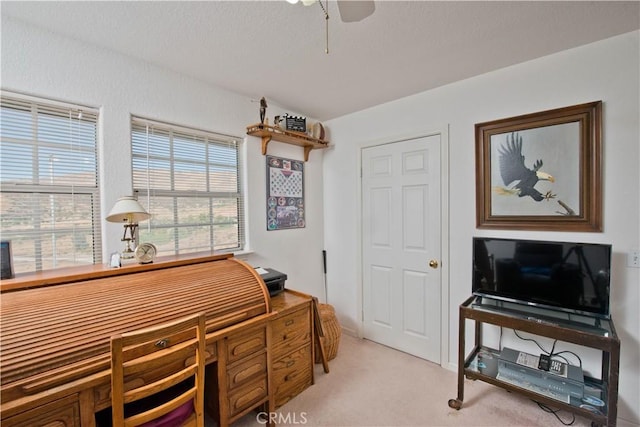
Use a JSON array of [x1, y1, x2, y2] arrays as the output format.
[[219, 334, 593, 426]]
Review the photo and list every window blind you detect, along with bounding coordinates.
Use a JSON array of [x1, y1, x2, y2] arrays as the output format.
[[0, 93, 101, 274], [131, 116, 244, 255]]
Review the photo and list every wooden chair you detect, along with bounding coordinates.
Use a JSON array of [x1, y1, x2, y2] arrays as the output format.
[[110, 313, 206, 427]]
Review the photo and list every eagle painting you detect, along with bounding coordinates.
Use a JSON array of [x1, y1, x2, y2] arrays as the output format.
[[497, 132, 556, 202]]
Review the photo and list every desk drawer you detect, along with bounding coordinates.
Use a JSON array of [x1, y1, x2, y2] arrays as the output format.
[[272, 345, 313, 407], [3, 394, 80, 427], [226, 328, 266, 364], [227, 376, 268, 417], [272, 307, 311, 358], [226, 351, 267, 391]]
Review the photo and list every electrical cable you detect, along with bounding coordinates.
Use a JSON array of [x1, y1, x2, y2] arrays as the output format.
[[552, 353, 571, 366], [512, 329, 583, 368], [553, 350, 583, 368], [513, 329, 554, 355], [533, 401, 576, 425], [512, 330, 586, 425]]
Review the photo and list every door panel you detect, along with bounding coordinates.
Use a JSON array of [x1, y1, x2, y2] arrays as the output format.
[[402, 269, 427, 335], [371, 265, 392, 327], [371, 188, 392, 247], [403, 185, 426, 250]]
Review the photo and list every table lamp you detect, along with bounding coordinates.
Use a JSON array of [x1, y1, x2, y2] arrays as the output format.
[[106, 196, 150, 259]]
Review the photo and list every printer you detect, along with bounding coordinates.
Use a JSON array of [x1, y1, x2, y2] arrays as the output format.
[[255, 267, 287, 296]]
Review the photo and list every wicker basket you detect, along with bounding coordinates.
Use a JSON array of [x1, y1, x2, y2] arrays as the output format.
[[315, 303, 341, 363]]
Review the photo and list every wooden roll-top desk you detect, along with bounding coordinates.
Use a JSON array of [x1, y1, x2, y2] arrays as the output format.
[[0, 254, 315, 426]]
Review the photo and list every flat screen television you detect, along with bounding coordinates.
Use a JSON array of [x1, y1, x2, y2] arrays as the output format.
[[472, 237, 612, 319]]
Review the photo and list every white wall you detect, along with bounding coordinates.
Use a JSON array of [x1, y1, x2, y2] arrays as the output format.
[[0, 16, 326, 299], [323, 30, 639, 425]]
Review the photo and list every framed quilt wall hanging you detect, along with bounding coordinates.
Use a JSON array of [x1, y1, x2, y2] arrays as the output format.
[[266, 155, 305, 230]]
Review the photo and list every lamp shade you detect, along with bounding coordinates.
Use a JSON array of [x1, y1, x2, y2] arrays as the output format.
[[106, 196, 150, 223]]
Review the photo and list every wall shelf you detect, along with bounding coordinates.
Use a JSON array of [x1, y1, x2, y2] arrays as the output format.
[[246, 123, 329, 161]]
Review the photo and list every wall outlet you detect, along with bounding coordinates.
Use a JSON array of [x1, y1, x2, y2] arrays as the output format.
[[628, 250, 640, 268]]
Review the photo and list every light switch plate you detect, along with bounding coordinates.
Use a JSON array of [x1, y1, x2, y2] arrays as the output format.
[[628, 250, 640, 268]]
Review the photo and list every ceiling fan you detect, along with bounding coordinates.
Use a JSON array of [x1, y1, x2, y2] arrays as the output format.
[[336, 0, 375, 23], [287, 0, 376, 23], [287, 0, 376, 53]]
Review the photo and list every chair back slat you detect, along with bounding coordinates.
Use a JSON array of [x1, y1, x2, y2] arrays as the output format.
[[111, 313, 206, 427]]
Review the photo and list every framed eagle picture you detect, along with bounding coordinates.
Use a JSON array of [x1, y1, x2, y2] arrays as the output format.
[[475, 101, 602, 231]]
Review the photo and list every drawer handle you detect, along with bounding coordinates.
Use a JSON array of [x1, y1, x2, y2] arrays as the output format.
[[284, 372, 298, 382], [155, 339, 169, 348], [234, 362, 265, 383], [232, 336, 264, 356], [285, 319, 294, 326], [286, 360, 295, 368]]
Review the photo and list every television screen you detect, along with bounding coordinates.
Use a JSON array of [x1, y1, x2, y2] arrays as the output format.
[[472, 237, 611, 318]]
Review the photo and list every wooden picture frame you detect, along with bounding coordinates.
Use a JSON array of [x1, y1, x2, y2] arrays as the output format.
[[475, 101, 602, 231]]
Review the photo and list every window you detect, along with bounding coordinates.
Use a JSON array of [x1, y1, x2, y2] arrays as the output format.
[[0, 93, 101, 274], [131, 117, 244, 255]]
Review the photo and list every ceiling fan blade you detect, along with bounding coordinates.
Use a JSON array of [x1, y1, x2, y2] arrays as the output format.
[[337, 0, 375, 23]]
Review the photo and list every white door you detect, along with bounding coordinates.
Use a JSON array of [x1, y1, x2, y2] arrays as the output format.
[[362, 135, 441, 363]]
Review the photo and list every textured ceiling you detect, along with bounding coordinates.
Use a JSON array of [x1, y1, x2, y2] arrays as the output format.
[[2, 1, 639, 121]]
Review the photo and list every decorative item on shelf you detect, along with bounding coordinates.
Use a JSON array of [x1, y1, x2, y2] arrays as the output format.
[[274, 115, 285, 129], [310, 121, 325, 140], [134, 242, 157, 264], [106, 196, 150, 259], [259, 97, 267, 124], [284, 114, 306, 132]]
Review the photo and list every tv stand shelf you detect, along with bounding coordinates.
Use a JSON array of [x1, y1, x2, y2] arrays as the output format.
[[448, 296, 620, 427]]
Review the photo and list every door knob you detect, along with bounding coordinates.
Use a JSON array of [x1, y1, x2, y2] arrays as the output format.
[[429, 260, 439, 269]]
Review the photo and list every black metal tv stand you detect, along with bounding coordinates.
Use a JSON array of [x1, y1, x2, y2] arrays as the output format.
[[448, 296, 620, 427]]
